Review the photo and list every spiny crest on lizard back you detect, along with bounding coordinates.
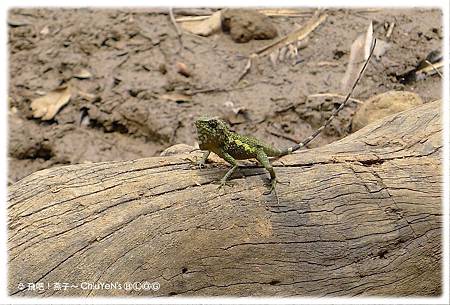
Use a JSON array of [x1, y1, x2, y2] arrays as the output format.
[[195, 117, 230, 148]]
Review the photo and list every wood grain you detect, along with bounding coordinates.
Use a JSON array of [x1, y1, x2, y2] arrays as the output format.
[[8, 100, 442, 297]]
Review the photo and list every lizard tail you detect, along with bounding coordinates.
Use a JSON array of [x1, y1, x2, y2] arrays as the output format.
[[279, 38, 377, 157]]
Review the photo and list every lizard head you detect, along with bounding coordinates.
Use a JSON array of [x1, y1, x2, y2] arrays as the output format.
[[195, 117, 230, 149]]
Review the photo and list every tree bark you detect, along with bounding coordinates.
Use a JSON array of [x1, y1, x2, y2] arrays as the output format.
[[8, 100, 442, 297]]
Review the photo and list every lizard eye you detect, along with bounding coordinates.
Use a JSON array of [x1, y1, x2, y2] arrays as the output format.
[[208, 120, 218, 128]]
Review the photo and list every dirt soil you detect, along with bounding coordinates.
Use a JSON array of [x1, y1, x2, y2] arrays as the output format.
[[8, 8, 443, 183]]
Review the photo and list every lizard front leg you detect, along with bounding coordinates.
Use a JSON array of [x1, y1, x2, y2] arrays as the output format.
[[217, 150, 239, 189], [198, 151, 210, 168]]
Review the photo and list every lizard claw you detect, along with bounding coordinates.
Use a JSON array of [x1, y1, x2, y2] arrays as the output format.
[[197, 160, 206, 168], [264, 178, 289, 195], [217, 178, 233, 189], [186, 156, 207, 169], [263, 179, 277, 195]]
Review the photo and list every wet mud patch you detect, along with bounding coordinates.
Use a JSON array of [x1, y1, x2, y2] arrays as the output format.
[[8, 8, 442, 182]]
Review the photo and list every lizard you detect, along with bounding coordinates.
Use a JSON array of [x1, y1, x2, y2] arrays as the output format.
[[195, 38, 377, 193]]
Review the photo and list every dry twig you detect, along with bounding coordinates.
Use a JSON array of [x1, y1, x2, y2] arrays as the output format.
[[236, 11, 327, 82], [386, 22, 395, 39], [424, 60, 443, 79], [307, 93, 363, 104], [175, 9, 315, 23], [255, 11, 327, 57], [169, 7, 183, 51]]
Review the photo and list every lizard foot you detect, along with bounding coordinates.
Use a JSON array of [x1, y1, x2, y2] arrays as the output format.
[[263, 179, 289, 195], [216, 178, 234, 190], [185, 156, 207, 169], [263, 179, 277, 195], [197, 160, 207, 169]]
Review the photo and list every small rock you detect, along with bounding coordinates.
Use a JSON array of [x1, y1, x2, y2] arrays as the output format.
[[352, 91, 423, 132], [158, 63, 167, 75], [160, 144, 195, 156], [221, 9, 277, 43], [175, 62, 191, 77], [40, 25, 50, 36]]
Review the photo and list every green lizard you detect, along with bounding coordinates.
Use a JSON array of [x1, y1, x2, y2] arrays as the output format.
[[195, 39, 376, 193]]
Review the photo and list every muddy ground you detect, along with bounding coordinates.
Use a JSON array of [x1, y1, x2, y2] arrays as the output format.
[[8, 8, 443, 183]]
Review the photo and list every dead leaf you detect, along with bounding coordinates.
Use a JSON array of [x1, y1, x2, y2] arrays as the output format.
[[269, 52, 278, 67], [256, 11, 323, 69], [256, 12, 326, 57], [385, 21, 395, 39], [223, 100, 248, 124], [315, 61, 340, 67], [224, 100, 247, 115], [73, 68, 92, 79], [341, 22, 373, 93], [373, 39, 390, 60], [237, 54, 256, 81], [257, 9, 314, 17], [30, 86, 71, 120], [78, 91, 96, 100], [161, 93, 192, 103], [396, 50, 442, 84], [416, 60, 443, 81], [8, 19, 31, 27], [269, 38, 308, 66], [179, 11, 222, 36], [175, 9, 314, 22]]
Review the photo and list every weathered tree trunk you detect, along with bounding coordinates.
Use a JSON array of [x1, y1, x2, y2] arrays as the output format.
[[8, 100, 442, 297]]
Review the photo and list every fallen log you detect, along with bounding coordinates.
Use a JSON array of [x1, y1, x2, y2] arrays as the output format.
[[8, 100, 442, 297]]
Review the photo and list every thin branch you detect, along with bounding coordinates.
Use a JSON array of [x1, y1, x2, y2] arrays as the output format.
[[307, 93, 363, 104], [424, 60, 443, 79], [236, 11, 327, 83], [169, 7, 183, 52], [386, 22, 395, 39]]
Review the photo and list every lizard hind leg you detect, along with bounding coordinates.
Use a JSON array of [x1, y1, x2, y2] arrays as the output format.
[[256, 150, 290, 195], [256, 150, 278, 195]]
